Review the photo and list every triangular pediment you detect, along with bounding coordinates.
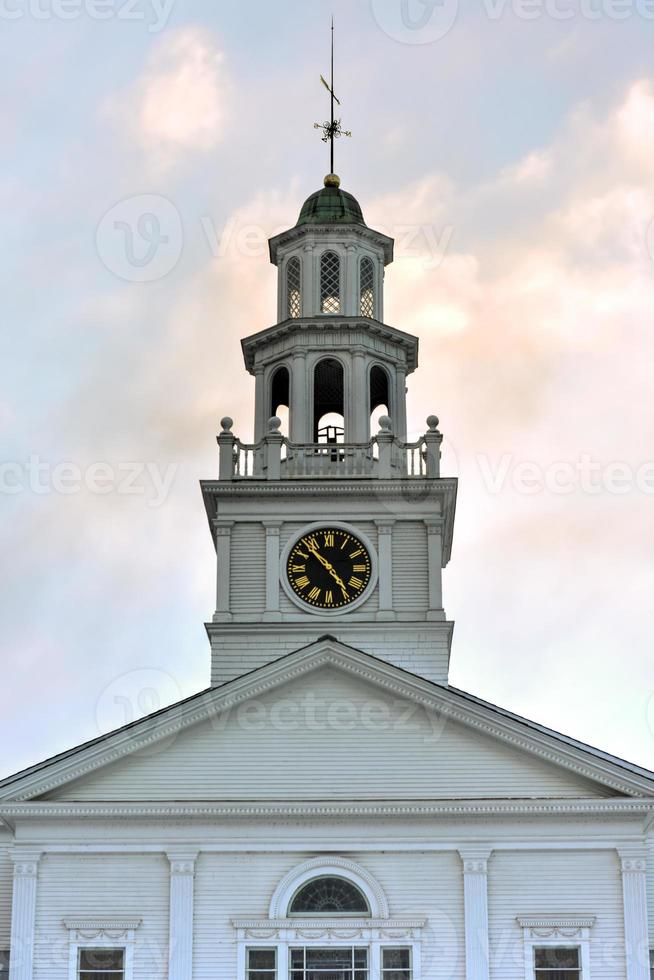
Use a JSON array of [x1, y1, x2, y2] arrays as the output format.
[[1, 639, 652, 805]]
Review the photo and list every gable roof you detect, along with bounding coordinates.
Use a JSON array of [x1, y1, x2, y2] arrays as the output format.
[[1, 637, 654, 805]]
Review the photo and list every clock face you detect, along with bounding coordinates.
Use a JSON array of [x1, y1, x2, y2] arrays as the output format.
[[286, 527, 373, 610]]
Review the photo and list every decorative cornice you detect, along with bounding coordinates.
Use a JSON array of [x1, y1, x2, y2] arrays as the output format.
[[232, 918, 426, 930], [167, 851, 199, 876], [64, 918, 142, 933], [619, 856, 648, 874], [517, 915, 596, 929], [1, 799, 653, 820], [459, 849, 492, 874]]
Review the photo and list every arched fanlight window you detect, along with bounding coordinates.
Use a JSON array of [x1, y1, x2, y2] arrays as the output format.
[[289, 876, 370, 916], [360, 257, 375, 318], [286, 256, 302, 318], [320, 251, 341, 314]]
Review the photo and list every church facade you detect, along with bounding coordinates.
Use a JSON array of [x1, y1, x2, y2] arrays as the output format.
[[1, 174, 654, 980]]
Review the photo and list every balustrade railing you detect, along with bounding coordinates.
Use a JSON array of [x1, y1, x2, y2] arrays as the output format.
[[216, 416, 442, 482]]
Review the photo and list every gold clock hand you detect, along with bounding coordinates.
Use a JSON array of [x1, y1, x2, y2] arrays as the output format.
[[305, 541, 350, 600]]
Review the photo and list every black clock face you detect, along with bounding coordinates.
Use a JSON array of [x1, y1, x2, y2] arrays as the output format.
[[287, 527, 373, 610]]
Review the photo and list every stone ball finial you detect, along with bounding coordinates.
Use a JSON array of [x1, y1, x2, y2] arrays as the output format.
[[378, 415, 393, 434], [220, 417, 234, 432], [426, 415, 440, 432], [324, 173, 341, 188], [268, 416, 282, 433]]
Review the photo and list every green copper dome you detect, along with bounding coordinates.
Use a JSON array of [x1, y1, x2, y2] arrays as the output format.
[[296, 174, 365, 227]]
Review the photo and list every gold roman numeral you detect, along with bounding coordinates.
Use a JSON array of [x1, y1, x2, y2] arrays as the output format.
[[349, 576, 364, 590], [325, 590, 333, 605], [308, 586, 321, 601], [352, 564, 367, 573], [295, 575, 310, 589], [323, 531, 335, 547], [291, 564, 306, 573], [349, 549, 363, 558]]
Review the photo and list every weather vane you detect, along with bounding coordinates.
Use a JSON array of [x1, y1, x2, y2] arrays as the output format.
[[314, 17, 352, 175]]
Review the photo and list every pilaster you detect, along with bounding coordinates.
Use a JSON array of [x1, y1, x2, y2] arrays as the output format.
[[213, 521, 234, 622], [459, 849, 491, 980], [424, 519, 444, 619], [167, 851, 199, 980], [618, 847, 650, 980], [263, 522, 282, 621], [375, 520, 395, 620], [9, 850, 41, 980], [351, 349, 368, 442]]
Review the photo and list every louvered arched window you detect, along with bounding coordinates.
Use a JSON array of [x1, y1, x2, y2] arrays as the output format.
[[360, 257, 375, 318], [286, 256, 302, 318], [289, 876, 370, 916], [320, 251, 341, 314]]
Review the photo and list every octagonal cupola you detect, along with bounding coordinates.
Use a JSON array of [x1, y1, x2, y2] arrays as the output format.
[[269, 174, 394, 323]]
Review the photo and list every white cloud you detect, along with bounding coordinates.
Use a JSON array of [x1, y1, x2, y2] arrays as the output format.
[[106, 28, 228, 173]]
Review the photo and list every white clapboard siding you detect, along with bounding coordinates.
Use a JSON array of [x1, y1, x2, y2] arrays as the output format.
[[488, 850, 626, 980], [392, 522, 429, 612], [193, 850, 466, 980], [0, 843, 11, 948], [230, 524, 267, 614], [33, 853, 169, 980], [45, 667, 614, 802]]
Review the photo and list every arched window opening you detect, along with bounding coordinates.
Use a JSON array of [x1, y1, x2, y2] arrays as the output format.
[[289, 876, 370, 916], [286, 256, 302, 319], [320, 251, 341, 314], [360, 257, 375, 318], [369, 364, 390, 434], [314, 358, 344, 442], [270, 366, 290, 434]]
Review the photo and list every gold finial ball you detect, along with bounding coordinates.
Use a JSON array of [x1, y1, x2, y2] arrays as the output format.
[[324, 173, 341, 188]]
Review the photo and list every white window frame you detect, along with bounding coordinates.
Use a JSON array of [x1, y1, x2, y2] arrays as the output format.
[[517, 916, 595, 980], [237, 937, 422, 980], [63, 918, 141, 980]]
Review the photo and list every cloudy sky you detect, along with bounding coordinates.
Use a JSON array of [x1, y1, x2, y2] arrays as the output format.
[[2, 0, 654, 779]]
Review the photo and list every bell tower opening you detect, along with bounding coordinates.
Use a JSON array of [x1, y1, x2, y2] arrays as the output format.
[[314, 357, 344, 443], [369, 364, 390, 435], [271, 365, 290, 435]]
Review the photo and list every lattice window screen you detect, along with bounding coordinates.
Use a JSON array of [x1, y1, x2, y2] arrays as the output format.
[[360, 257, 375, 318], [286, 256, 302, 318], [320, 251, 341, 314]]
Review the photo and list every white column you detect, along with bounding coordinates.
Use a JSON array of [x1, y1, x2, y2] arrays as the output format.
[[254, 368, 266, 443], [9, 850, 41, 980], [424, 520, 444, 620], [459, 849, 491, 980], [351, 350, 368, 442], [302, 244, 314, 315], [394, 366, 407, 440], [214, 521, 233, 622], [618, 848, 650, 980], [263, 521, 282, 621], [375, 520, 395, 621], [290, 350, 309, 443], [167, 852, 198, 980]]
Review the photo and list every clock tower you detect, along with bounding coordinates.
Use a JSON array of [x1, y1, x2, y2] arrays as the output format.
[[201, 174, 457, 687]]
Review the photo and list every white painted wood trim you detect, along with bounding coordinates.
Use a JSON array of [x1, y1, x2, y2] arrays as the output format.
[[64, 920, 140, 980], [8, 850, 41, 980], [459, 849, 491, 980], [167, 851, 198, 980], [263, 522, 282, 619], [214, 521, 234, 620], [618, 847, 650, 980], [375, 520, 395, 617], [268, 857, 389, 919]]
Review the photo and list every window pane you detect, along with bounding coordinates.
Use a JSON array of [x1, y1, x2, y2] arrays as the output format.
[[535, 947, 580, 968], [79, 948, 124, 970], [289, 947, 368, 980], [290, 876, 369, 914], [248, 949, 276, 970], [320, 252, 341, 314], [382, 949, 410, 970], [287, 257, 302, 318], [360, 258, 374, 318], [0, 950, 8, 975]]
